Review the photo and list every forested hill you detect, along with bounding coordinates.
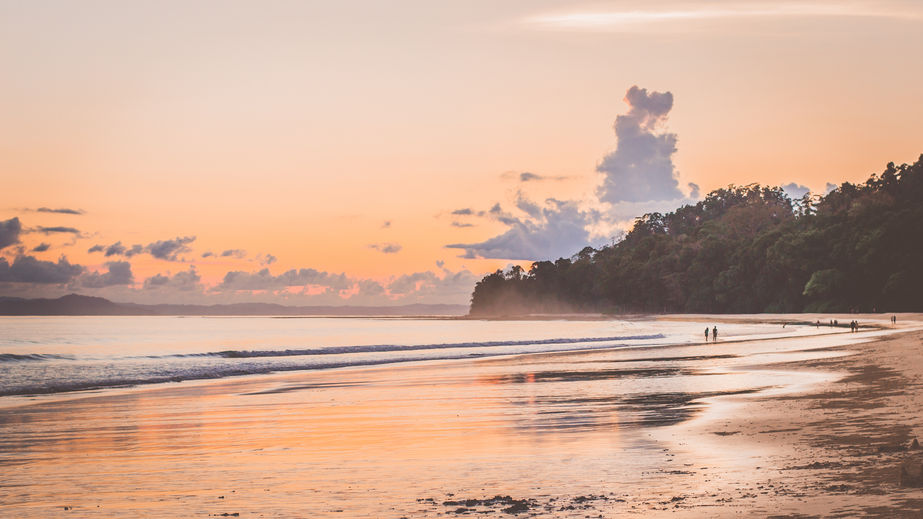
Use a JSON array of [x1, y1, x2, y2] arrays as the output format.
[[469, 155, 923, 316]]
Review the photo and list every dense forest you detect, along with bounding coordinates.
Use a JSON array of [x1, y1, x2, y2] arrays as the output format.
[[469, 155, 923, 315]]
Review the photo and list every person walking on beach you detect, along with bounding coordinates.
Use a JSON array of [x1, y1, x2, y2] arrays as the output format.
[[712, 326, 718, 342], [705, 327, 709, 342]]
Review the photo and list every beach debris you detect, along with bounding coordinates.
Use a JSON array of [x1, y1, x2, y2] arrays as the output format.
[[900, 455, 923, 487], [911, 438, 920, 450]]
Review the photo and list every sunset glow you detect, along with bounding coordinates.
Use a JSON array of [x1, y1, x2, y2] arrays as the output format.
[[1, 0, 921, 305]]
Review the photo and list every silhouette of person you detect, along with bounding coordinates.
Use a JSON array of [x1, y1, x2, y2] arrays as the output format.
[[712, 326, 718, 342], [705, 327, 709, 342]]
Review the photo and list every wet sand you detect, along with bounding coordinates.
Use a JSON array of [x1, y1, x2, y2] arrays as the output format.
[[1, 316, 921, 517]]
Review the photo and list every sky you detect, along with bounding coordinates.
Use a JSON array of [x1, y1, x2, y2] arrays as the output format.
[[1, 0, 921, 306]]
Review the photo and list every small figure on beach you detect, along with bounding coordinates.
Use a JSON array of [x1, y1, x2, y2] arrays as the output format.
[[705, 327, 709, 342], [712, 326, 718, 342], [892, 315, 897, 325], [816, 320, 820, 328]]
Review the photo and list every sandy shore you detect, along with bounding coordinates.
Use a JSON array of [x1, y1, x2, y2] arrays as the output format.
[[405, 318, 923, 518], [661, 322, 923, 517]]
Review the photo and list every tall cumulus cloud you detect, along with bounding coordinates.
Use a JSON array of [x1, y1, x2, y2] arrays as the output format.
[[596, 86, 694, 204]]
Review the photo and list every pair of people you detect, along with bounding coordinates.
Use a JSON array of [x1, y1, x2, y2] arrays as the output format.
[[704, 326, 718, 342], [849, 320, 860, 332]]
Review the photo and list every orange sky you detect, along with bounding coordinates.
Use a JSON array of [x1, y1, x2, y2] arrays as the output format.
[[1, 1, 921, 304]]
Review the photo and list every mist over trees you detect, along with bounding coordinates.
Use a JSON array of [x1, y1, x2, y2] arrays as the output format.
[[469, 155, 923, 315]]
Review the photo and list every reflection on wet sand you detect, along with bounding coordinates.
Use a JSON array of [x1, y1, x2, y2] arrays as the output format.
[[0, 332, 875, 517]]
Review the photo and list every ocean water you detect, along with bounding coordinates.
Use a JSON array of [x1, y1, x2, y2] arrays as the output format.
[[0, 316, 829, 399]]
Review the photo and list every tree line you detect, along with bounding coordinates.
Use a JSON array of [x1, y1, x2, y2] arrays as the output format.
[[469, 155, 923, 315]]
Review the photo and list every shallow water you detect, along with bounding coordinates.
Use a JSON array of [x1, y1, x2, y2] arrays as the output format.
[[0, 317, 867, 517]]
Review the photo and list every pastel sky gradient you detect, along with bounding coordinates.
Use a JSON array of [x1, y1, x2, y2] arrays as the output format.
[[1, 0, 921, 305]]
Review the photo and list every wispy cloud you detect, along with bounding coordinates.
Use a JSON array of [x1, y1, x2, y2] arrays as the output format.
[[524, 3, 921, 31], [36, 226, 81, 235], [369, 243, 403, 254], [35, 207, 84, 215]]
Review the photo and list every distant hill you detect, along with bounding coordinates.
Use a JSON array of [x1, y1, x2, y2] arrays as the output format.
[[0, 294, 468, 316], [470, 154, 923, 315]]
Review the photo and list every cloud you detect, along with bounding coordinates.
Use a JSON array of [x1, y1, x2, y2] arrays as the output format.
[[216, 267, 353, 293], [596, 86, 688, 205], [0, 217, 22, 250], [446, 198, 600, 260], [259, 254, 277, 265], [143, 267, 201, 291], [88, 236, 195, 261], [146, 236, 195, 261], [451, 222, 474, 228], [781, 182, 811, 200], [104, 241, 128, 257], [80, 261, 134, 288], [0, 255, 84, 284], [524, 4, 922, 31], [36, 226, 81, 235], [31, 243, 50, 252], [688, 183, 701, 199], [369, 243, 402, 254], [382, 220, 392, 228], [201, 251, 215, 258], [36, 207, 84, 215], [519, 172, 568, 182], [451, 208, 474, 216], [515, 192, 543, 218], [220, 249, 247, 259], [825, 182, 838, 194]]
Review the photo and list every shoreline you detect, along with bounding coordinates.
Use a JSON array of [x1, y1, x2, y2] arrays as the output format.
[[0, 314, 874, 408], [2, 316, 921, 517]]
